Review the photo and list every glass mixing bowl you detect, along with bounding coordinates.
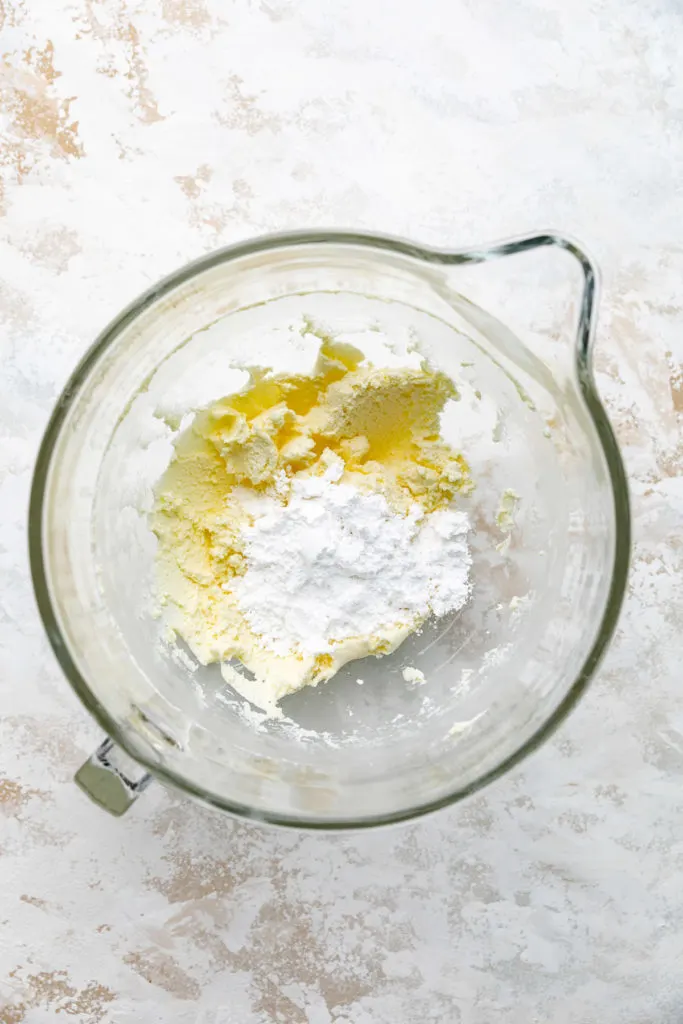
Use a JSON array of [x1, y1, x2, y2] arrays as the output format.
[[29, 231, 630, 827]]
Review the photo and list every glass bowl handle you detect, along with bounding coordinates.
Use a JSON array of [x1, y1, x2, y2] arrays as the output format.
[[435, 231, 599, 367], [75, 737, 152, 816]]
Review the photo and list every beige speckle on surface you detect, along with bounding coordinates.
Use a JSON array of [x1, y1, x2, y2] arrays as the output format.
[[162, 0, 211, 30], [0, 777, 49, 814], [123, 950, 201, 1001], [1, 0, 683, 1021], [0, 969, 115, 1023]]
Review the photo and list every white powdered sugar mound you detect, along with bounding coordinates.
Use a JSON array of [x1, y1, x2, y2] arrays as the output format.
[[233, 463, 471, 656]]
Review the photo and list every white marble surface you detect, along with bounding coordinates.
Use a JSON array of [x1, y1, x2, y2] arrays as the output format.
[[1, 0, 682, 1021]]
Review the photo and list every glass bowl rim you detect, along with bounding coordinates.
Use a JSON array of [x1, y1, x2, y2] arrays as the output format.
[[28, 228, 631, 829]]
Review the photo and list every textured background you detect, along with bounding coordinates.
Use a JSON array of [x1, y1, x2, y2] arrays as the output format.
[[1, 1, 682, 1021]]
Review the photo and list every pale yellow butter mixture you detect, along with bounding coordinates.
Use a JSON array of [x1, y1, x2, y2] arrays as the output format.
[[152, 339, 471, 715]]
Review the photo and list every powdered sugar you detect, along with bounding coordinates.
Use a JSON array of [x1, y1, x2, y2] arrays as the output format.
[[233, 461, 472, 657]]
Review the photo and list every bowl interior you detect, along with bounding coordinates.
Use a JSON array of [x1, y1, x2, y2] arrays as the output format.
[[38, 239, 618, 824]]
